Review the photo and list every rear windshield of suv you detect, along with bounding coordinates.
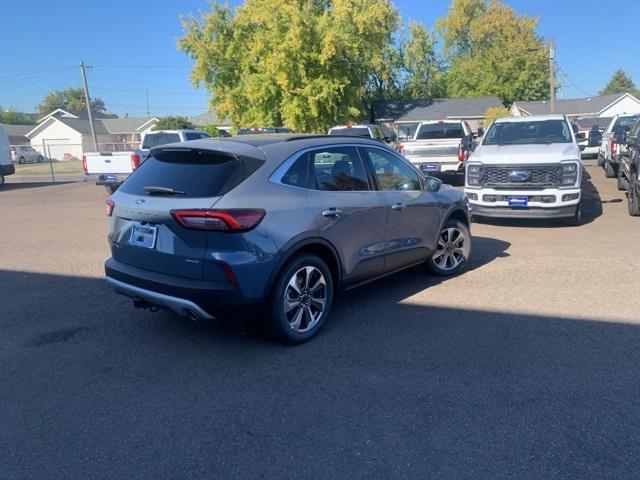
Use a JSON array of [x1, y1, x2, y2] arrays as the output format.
[[119, 149, 264, 198], [328, 127, 371, 138], [482, 120, 572, 145], [415, 123, 464, 140]]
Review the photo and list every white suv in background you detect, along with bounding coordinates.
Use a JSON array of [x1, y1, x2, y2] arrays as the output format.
[[465, 115, 583, 225]]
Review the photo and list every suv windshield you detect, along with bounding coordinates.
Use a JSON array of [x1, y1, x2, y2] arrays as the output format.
[[328, 127, 371, 138], [612, 116, 640, 133], [415, 123, 464, 140], [483, 120, 572, 145]]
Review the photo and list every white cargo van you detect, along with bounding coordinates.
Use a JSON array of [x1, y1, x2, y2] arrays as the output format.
[[0, 125, 16, 186]]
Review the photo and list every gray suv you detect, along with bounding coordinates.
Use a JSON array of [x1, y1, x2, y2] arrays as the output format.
[[105, 135, 472, 342]]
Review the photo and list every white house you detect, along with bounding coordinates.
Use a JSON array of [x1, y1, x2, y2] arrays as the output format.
[[511, 92, 640, 120], [26, 109, 158, 160]]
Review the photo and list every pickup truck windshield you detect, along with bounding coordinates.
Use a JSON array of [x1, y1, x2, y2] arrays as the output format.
[[329, 128, 371, 138], [415, 123, 464, 140], [483, 120, 572, 145], [141, 133, 181, 149], [612, 116, 639, 133]]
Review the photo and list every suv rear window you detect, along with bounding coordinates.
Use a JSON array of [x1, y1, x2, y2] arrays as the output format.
[[119, 149, 264, 198], [416, 123, 464, 140], [142, 133, 181, 149]]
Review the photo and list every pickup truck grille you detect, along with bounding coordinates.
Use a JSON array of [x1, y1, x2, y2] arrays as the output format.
[[405, 147, 458, 157], [480, 165, 559, 188]]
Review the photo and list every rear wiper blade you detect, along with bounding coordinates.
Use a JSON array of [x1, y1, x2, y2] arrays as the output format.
[[143, 186, 186, 195]]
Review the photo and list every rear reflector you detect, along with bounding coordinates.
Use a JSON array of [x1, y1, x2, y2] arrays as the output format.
[[458, 144, 465, 162], [82, 155, 88, 174], [170, 209, 266, 232], [222, 264, 237, 285], [106, 199, 114, 217], [131, 154, 141, 170]]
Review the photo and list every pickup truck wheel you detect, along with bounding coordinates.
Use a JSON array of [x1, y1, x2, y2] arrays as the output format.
[[604, 161, 616, 178], [628, 173, 640, 216], [426, 219, 472, 276], [617, 167, 628, 191], [267, 254, 333, 344]]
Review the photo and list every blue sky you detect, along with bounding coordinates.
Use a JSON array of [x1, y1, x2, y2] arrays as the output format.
[[2, 0, 639, 117]]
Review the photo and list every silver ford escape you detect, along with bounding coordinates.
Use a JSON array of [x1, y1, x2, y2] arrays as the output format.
[[105, 135, 472, 343]]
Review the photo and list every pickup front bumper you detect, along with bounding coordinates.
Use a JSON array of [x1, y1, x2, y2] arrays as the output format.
[[465, 187, 581, 219]]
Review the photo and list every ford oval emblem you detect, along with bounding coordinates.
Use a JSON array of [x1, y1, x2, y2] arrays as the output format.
[[508, 170, 530, 182], [135, 199, 146, 205]]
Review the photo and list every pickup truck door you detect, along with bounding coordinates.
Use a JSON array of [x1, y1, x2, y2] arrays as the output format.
[[85, 152, 135, 174], [359, 146, 441, 272]]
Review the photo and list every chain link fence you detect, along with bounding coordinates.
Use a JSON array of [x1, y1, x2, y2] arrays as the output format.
[[8, 141, 140, 183]]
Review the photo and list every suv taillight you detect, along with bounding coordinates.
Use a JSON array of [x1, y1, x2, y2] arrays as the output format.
[[458, 144, 465, 162], [82, 155, 88, 173], [171, 209, 266, 232], [130, 154, 141, 170], [610, 138, 617, 156]]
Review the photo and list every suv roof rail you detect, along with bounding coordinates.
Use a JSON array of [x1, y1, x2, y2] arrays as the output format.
[[283, 134, 374, 142]]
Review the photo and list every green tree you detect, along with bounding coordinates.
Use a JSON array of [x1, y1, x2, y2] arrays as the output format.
[[0, 109, 36, 125], [599, 69, 639, 96], [153, 116, 196, 130], [436, 0, 549, 105], [201, 124, 220, 137], [401, 21, 446, 99], [37, 87, 106, 114], [481, 105, 510, 127], [179, 0, 400, 133]]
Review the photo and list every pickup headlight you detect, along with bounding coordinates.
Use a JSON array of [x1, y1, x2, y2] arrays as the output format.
[[467, 164, 482, 186], [558, 162, 579, 187]]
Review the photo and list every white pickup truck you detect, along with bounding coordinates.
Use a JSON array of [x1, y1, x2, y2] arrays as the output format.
[[598, 114, 640, 178], [399, 120, 473, 177], [83, 129, 211, 192], [465, 115, 583, 225]]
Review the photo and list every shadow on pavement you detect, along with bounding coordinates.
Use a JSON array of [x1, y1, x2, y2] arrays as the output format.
[[0, 181, 78, 191], [1, 266, 638, 478]]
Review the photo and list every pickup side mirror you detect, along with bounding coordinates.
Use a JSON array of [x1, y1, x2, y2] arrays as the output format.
[[461, 135, 472, 151], [575, 132, 586, 141], [425, 176, 442, 193], [477, 127, 484, 137], [588, 130, 602, 147]]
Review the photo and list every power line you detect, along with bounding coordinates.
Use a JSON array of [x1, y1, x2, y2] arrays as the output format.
[[92, 64, 192, 70], [0, 66, 75, 80], [557, 65, 597, 97]]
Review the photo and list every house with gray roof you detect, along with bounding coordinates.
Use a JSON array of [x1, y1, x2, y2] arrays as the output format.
[[2, 124, 34, 145], [26, 111, 158, 160], [373, 96, 503, 135], [189, 110, 231, 129], [511, 92, 640, 120]]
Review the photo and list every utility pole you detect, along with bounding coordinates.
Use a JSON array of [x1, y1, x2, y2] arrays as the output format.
[[80, 61, 98, 150], [146, 89, 150, 116], [549, 39, 555, 114]]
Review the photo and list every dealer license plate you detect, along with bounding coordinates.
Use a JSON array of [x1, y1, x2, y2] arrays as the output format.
[[129, 223, 157, 249], [508, 196, 528, 207]]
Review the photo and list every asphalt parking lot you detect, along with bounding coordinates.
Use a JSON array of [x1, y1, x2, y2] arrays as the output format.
[[1, 164, 639, 479]]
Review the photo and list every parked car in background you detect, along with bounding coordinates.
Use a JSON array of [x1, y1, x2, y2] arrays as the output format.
[[237, 127, 291, 135], [617, 117, 640, 215], [398, 120, 473, 178], [465, 115, 583, 225], [328, 124, 397, 147], [83, 129, 211, 193], [10, 145, 44, 164], [0, 125, 15, 186], [599, 114, 640, 178], [104, 135, 471, 343]]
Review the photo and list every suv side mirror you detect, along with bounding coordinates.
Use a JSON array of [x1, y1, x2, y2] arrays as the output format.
[[425, 176, 442, 193]]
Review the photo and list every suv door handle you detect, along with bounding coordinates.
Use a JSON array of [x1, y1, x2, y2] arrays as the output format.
[[391, 203, 406, 211], [322, 208, 343, 217]]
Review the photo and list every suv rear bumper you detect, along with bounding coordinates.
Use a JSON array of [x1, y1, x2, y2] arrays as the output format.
[[104, 257, 255, 318], [1, 163, 16, 176]]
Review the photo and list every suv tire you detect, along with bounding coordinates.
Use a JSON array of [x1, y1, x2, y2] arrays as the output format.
[[604, 161, 616, 178], [426, 218, 472, 276], [37, 156, 43, 163], [18, 157, 25, 164], [629, 173, 640, 216], [267, 254, 334, 344]]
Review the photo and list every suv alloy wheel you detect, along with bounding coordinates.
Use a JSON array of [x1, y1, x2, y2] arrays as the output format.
[[426, 218, 471, 276]]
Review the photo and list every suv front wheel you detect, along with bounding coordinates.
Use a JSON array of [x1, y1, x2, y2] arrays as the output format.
[[267, 254, 334, 344], [426, 218, 472, 276]]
